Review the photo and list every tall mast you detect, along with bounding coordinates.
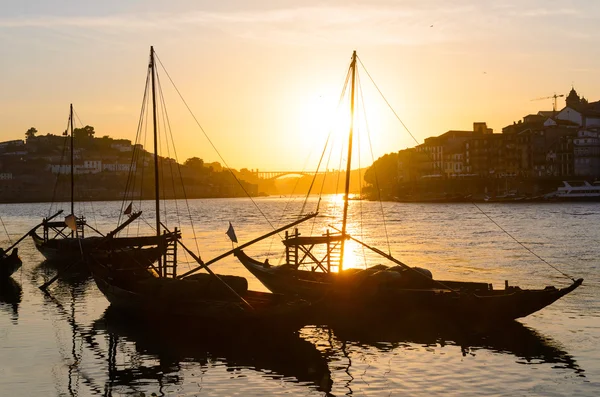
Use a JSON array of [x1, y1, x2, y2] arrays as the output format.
[[339, 50, 357, 272], [69, 104, 75, 234], [150, 46, 162, 273]]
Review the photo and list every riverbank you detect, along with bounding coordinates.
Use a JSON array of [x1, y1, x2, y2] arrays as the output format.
[[364, 176, 600, 203]]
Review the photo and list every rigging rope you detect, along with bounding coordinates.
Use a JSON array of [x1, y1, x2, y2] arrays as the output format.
[[356, 67, 392, 256], [48, 111, 73, 218], [155, 67, 200, 261], [358, 55, 573, 281], [118, 66, 150, 230], [305, 62, 353, 210], [72, 109, 99, 232], [471, 202, 575, 281], [153, 53, 279, 234], [357, 56, 420, 147], [155, 72, 171, 231], [309, 64, 354, 238], [273, 76, 349, 258], [354, 69, 367, 267], [0, 216, 12, 244]]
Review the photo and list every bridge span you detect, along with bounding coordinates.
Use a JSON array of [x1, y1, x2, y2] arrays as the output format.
[[255, 170, 327, 180]]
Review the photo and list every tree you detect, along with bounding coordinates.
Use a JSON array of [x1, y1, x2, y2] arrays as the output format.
[[25, 127, 37, 140], [364, 152, 400, 187], [73, 125, 95, 139], [184, 157, 205, 170], [206, 161, 222, 172], [363, 151, 402, 199]]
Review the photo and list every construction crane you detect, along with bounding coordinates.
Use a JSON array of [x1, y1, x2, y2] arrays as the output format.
[[531, 93, 564, 112]]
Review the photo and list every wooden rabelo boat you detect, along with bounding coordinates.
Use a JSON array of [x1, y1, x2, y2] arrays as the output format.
[[29, 105, 105, 263], [0, 248, 22, 278], [236, 248, 582, 322], [234, 51, 583, 323], [87, 47, 311, 326], [0, 215, 23, 278]]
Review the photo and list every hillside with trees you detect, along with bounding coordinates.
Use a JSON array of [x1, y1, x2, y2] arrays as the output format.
[[0, 127, 258, 203]]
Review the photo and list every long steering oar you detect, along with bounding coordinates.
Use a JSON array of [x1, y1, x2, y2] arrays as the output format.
[[177, 212, 318, 279], [176, 239, 254, 310], [39, 261, 79, 291], [5, 210, 64, 253], [157, 222, 254, 309]]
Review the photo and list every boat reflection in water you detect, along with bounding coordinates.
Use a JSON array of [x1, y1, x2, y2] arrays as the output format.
[[330, 319, 580, 365], [32, 260, 93, 291], [92, 305, 333, 395], [43, 287, 584, 396], [301, 313, 584, 394], [0, 277, 22, 323]]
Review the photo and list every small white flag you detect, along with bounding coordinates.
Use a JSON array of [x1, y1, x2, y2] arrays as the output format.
[[226, 222, 238, 243], [65, 214, 77, 231]]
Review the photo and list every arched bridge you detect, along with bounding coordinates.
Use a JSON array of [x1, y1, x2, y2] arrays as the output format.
[[255, 171, 327, 180]]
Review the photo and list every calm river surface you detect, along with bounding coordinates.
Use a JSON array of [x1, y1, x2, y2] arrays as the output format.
[[0, 197, 599, 396]]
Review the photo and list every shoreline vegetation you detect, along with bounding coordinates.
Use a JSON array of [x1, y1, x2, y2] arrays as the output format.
[[0, 175, 586, 205]]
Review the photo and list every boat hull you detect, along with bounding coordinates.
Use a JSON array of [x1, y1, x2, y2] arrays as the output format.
[[235, 249, 583, 322], [547, 195, 600, 202], [0, 249, 22, 278], [89, 254, 311, 328], [30, 230, 101, 263], [544, 180, 600, 201], [236, 251, 331, 300], [30, 228, 173, 264]]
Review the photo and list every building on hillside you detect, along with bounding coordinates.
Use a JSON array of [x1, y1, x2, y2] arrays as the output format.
[[502, 115, 546, 135], [49, 164, 73, 174], [391, 86, 599, 185], [555, 87, 600, 128], [530, 126, 576, 177], [83, 160, 102, 173], [466, 119, 577, 178], [103, 162, 136, 172], [111, 140, 133, 152], [49, 159, 136, 174], [0, 150, 27, 157], [0, 140, 25, 152], [466, 133, 509, 177], [416, 124, 487, 177], [443, 148, 465, 176], [573, 128, 600, 177], [500, 90, 588, 178], [396, 148, 428, 181]]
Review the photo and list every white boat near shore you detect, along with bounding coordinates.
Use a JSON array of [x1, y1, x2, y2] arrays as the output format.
[[544, 180, 600, 201]]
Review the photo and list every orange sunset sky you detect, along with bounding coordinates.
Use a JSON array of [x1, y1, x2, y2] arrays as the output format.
[[1, 1, 600, 171]]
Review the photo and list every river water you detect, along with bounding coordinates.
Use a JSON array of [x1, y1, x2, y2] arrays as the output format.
[[0, 197, 598, 396]]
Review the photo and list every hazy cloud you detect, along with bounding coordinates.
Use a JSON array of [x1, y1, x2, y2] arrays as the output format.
[[0, 4, 477, 46], [511, 8, 581, 18], [1, 2, 596, 47]]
